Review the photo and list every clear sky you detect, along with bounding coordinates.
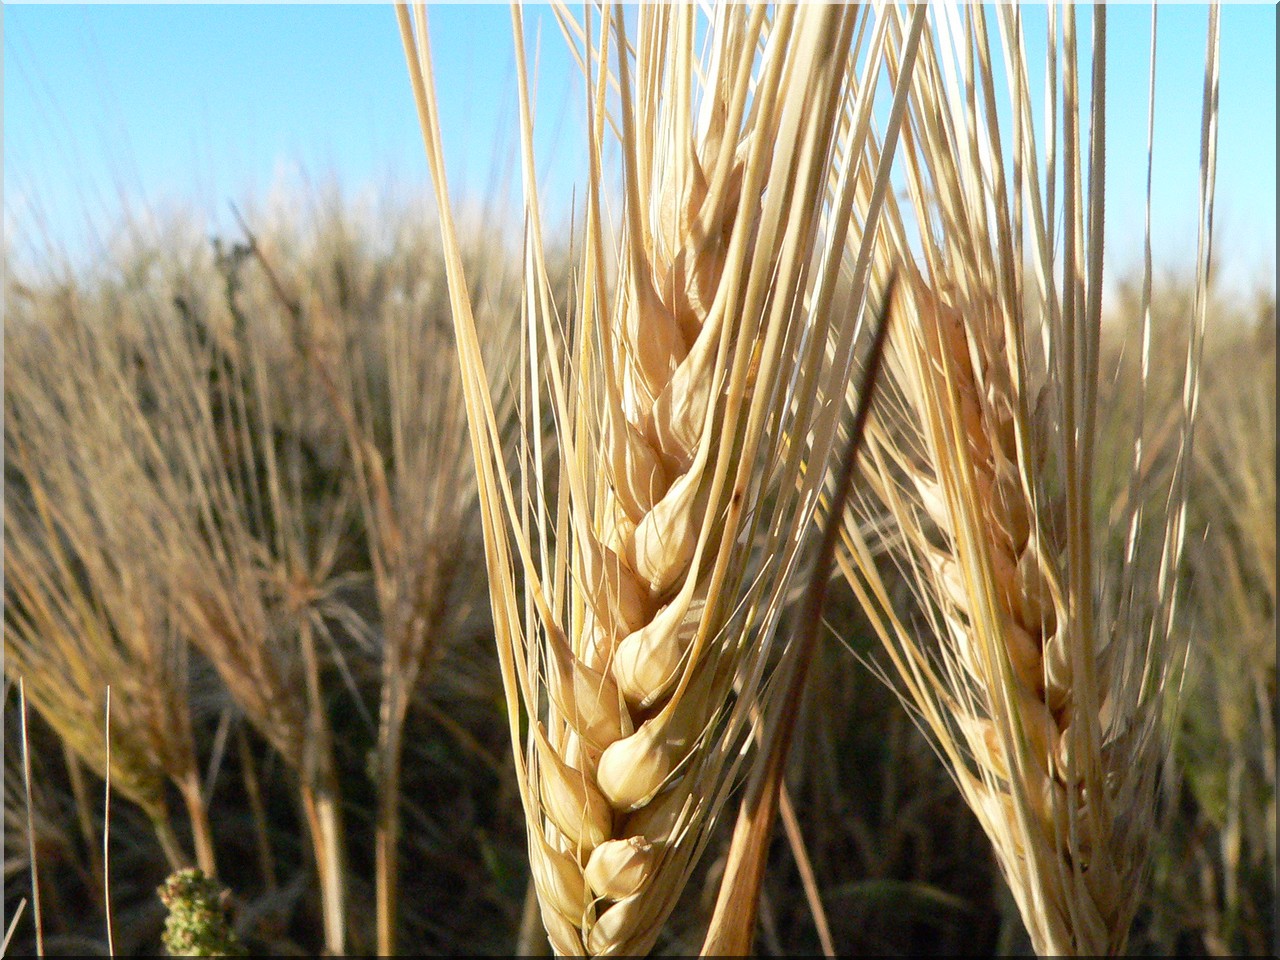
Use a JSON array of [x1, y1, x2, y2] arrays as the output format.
[[4, 2, 1276, 297]]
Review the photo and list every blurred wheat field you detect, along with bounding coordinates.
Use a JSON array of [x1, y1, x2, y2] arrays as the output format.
[[4, 4, 1276, 958]]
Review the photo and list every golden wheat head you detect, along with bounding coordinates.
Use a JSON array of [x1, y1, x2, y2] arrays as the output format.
[[399, 2, 925, 952], [839, 4, 1221, 954]]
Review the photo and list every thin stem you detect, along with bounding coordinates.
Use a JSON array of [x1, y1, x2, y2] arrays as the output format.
[[236, 722, 278, 894], [374, 681, 409, 956], [19, 679, 44, 958], [178, 770, 218, 878], [152, 816, 188, 873], [104, 687, 114, 958], [778, 782, 835, 958], [298, 616, 347, 956], [2, 900, 27, 957]]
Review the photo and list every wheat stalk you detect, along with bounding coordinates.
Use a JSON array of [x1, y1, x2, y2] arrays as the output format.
[[162, 224, 361, 956], [399, 2, 922, 953], [4, 692, 76, 903], [837, 3, 1220, 954]]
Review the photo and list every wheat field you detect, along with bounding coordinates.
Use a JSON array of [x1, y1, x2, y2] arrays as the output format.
[[3, 3, 1273, 957]]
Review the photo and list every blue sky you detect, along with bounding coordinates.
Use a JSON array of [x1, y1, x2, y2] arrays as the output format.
[[4, 3, 1276, 297]]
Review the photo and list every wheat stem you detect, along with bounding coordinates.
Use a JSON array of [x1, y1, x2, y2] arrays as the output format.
[[18, 680, 44, 958]]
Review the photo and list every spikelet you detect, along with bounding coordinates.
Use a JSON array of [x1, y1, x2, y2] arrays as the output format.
[[585, 837, 655, 901], [399, 2, 922, 952]]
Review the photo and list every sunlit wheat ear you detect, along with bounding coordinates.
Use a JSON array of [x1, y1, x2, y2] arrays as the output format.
[[839, 4, 1219, 955], [400, 2, 923, 953]]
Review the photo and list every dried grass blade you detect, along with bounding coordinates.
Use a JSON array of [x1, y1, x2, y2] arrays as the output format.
[[17, 681, 43, 958], [702, 278, 896, 957]]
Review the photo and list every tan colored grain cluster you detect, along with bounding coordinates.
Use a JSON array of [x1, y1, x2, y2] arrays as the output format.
[[4, 306, 216, 878], [876, 270, 1132, 951], [399, 2, 924, 953], [520, 11, 857, 953], [840, 4, 1220, 955]]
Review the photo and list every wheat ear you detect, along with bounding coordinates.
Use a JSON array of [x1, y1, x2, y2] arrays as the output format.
[[838, 4, 1220, 954], [10, 224, 359, 954], [400, 3, 922, 953], [5, 307, 215, 876], [262, 200, 515, 956]]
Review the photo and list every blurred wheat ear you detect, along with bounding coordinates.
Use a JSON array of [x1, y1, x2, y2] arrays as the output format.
[[837, 4, 1220, 954], [399, 2, 922, 953], [272, 201, 522, 955], [6, 226, 365, 954], [5, 306, 217, 878], [1177, 301, 1276, 954]]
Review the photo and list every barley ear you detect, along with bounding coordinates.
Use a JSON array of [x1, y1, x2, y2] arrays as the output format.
[[400, 3, 920, 953], [838, 4, 1221, 954]]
